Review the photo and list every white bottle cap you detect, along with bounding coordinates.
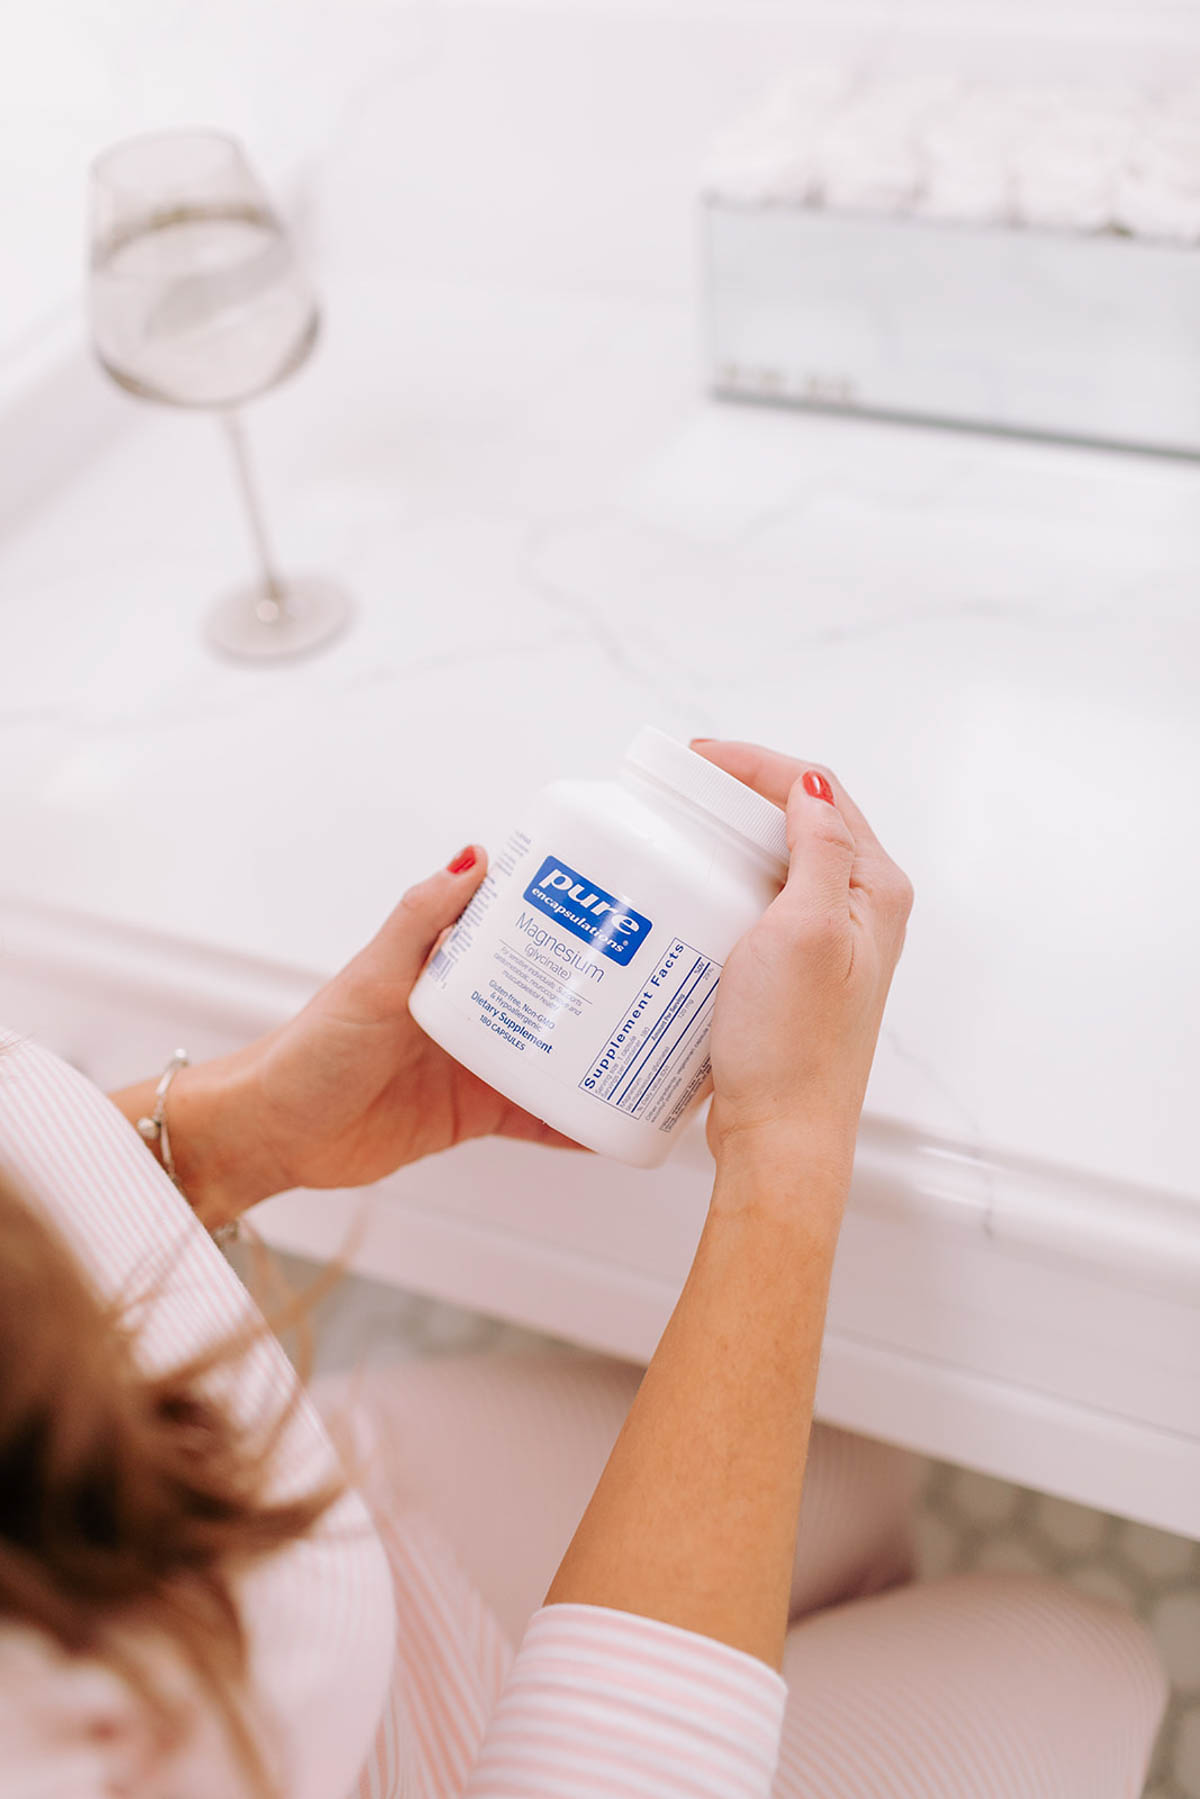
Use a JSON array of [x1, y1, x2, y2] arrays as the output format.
[[624, 727, 791, 875]]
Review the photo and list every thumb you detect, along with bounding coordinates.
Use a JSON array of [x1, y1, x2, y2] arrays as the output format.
[[366, 845, 488, 990], [775, 772, 856, 921]]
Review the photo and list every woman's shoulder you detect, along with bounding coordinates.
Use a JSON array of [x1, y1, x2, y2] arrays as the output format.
[[0, 1033, 398, 1797], [0, 1028, 238, 1352]]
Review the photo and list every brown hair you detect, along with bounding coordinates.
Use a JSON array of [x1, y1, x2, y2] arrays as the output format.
[[0, 1168, 343, 1794]]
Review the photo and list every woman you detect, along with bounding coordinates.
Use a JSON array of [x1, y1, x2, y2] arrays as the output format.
[[0, 740, 1166, 1798]]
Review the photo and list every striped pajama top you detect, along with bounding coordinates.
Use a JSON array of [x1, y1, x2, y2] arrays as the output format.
[[0, 1031, 787, 1798]]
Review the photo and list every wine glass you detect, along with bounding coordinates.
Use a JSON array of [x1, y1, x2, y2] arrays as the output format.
[[88, 130, 351, 661]]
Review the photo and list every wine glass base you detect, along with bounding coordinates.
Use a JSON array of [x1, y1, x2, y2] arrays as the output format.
[[206, 576, 352, 662]]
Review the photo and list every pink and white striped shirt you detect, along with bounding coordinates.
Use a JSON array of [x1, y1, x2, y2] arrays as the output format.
[[0, 1031, 787, 1798]]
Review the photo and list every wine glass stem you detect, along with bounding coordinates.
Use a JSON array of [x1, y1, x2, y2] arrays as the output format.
[[221, 411, 285, 610]]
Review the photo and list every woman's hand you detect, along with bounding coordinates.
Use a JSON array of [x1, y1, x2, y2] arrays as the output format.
[[127, 849, 578, 1227], [695, 741, 913, 1192]]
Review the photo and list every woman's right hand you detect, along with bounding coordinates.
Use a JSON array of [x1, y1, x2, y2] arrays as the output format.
[[694, 741, 913, 1195]]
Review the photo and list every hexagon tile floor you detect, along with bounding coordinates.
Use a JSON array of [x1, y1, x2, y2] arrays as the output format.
[[256, 1252, 1199, 1799], [916, 1461, 1200, 1799]]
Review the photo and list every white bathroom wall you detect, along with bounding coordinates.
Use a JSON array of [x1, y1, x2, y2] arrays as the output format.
[[0, 0, 418, 362]]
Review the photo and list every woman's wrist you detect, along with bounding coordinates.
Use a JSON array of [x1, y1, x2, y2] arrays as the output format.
[[709, 1124, 854, 1238], [158, 1048, 287, 1230]]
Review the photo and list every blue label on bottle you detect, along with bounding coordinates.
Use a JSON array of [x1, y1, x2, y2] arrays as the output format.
[[521, 855, 652, 966]]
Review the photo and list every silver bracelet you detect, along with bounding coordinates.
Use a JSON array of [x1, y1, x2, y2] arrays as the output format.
[[136, 1051, 241, 1247], [136, 1048, 189, 1190]]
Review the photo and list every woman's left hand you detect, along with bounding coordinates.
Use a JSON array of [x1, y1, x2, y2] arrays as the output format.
[[161, 848, 578, 1224]]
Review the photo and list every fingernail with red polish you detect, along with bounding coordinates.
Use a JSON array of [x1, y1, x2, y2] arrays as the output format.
[[447, 847, 476, 874], [802, 770, 835, 806]]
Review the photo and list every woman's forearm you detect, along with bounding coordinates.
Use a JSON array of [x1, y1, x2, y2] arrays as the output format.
[[109, 1048, 282, 1231], [544, 1132, 849, 1669]]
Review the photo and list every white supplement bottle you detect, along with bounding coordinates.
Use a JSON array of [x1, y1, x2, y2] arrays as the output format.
[[408, 728, 789, 1167]]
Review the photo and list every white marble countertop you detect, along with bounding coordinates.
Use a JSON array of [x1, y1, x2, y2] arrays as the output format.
[[2, 3, 1199, 1528], [4, 268, 1198, 1205]]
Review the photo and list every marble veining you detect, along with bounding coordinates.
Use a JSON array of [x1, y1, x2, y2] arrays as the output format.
[[1, 287, 1198, 1212]]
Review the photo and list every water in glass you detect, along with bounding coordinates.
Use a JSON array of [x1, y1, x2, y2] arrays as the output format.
[[92, 203, 318, 408]]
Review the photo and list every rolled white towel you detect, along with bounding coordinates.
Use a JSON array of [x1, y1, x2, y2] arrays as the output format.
[[815, 74, 960, 215], [1010, 87, 1142, 232], [1114, 110, 1200, 242], [914, 87, 1025, 224], [705, 68, 1200, 245], [1113, 173, 1200, 241], [703, 67, 854, 205]]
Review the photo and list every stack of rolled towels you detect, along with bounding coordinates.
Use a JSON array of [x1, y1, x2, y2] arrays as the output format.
[[704, 70, 1200, 242]]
